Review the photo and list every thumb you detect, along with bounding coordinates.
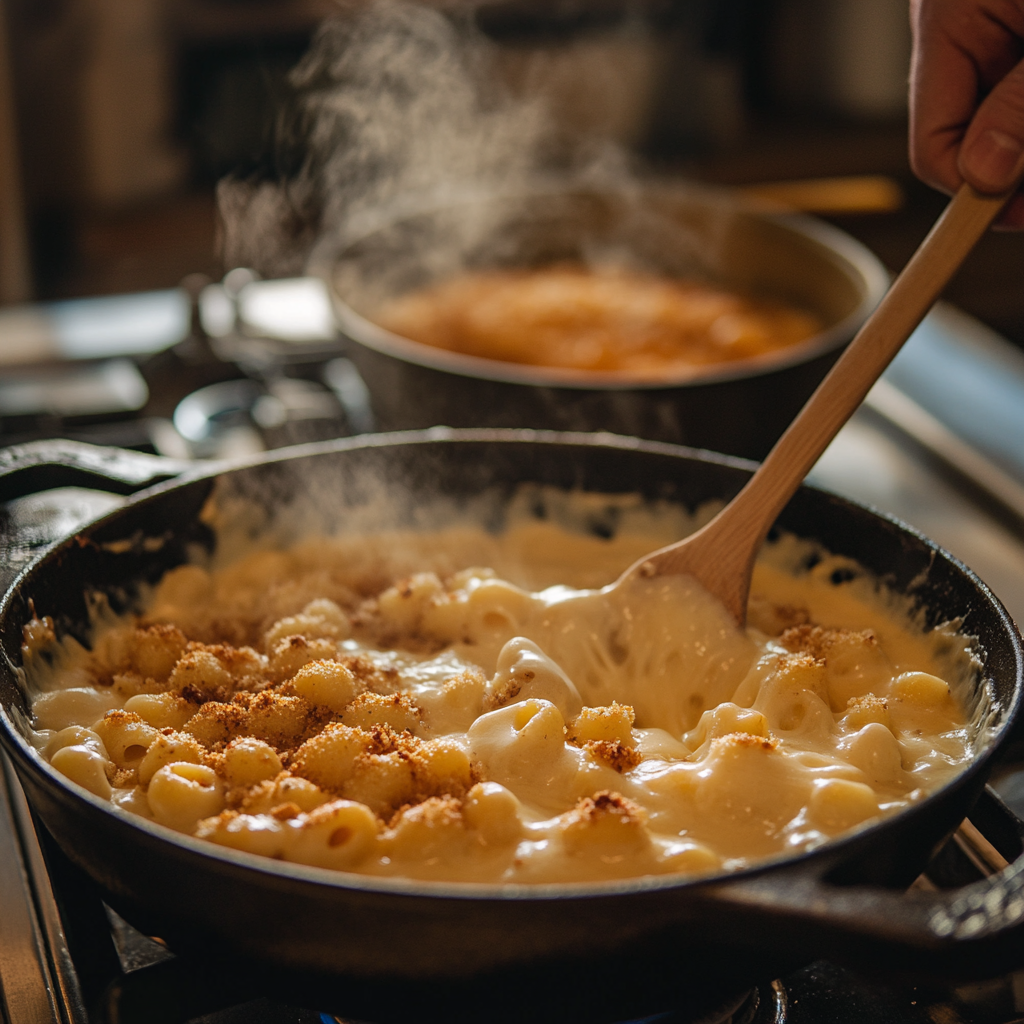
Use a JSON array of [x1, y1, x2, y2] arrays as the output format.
[[958, 57, 1024, 194]]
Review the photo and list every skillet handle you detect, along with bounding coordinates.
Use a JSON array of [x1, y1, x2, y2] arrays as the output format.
[[0, 440, 193, 504], [709, 797, 1024, 978]]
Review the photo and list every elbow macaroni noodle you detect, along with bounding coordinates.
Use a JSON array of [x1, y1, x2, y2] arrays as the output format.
[[23, 519, 979, 883]]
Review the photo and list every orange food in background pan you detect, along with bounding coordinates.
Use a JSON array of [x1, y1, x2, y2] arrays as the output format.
[[374, 266, 823, 378]]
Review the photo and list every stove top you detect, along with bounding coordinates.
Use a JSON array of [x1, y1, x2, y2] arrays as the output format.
[[0, 275, 373, 459], [4, 280, 1024, 1024]]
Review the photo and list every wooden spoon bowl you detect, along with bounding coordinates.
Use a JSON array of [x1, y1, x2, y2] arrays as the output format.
[[621, 181, 1022, 623]]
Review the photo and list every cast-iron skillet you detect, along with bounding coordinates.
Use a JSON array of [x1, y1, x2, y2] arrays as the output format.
[[1, 430, 1023, 1024]]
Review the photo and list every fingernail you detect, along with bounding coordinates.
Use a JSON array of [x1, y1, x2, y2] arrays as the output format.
[[962, 130, 1024, 192]]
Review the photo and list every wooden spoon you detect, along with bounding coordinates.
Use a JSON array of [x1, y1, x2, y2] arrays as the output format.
[[621, 182, 1020, 625]]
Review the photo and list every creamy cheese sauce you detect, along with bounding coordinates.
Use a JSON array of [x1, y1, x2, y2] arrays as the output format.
[[23, 520, 978, 884]]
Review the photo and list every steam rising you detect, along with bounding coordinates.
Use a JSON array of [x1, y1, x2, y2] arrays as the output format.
[[219, 1, 557, 278]]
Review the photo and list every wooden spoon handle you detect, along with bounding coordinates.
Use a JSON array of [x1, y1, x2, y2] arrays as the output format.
[[652, 183, 1015, 621], [733, 184, 1009, 530]]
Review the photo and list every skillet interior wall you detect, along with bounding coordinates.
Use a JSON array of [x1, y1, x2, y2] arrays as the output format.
[[0, 477, 216, 723], [198, 434, 745, 561]]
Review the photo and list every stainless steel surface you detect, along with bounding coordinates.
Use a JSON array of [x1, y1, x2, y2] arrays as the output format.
[[886, 304, 1024, 484], [811, 415, 1024, 625], [810, 305, 1024, 625], [864, 379, 1024, 528]]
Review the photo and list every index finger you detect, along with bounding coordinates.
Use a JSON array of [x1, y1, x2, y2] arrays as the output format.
[[909, 0, 1024, 195]]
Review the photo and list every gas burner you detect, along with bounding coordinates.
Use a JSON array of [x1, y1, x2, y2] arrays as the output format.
[[153, 272, 373, 457], [169, 357, 372, 459]]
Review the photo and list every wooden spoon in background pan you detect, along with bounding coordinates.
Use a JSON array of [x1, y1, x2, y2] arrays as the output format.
[[619, 180, 1023, 625]]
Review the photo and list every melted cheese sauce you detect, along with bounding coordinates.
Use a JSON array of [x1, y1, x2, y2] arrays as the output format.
[[373, 267, 823, 378], [24, 522, 977, 884]]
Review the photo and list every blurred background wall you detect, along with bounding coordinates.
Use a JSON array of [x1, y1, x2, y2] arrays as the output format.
[[1, 0, 1021, 349]]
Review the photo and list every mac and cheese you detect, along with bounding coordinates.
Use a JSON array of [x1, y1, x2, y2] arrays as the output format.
[[24, 520, 978, 883]]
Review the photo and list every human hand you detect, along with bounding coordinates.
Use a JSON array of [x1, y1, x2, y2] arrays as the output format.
[[909, 0, 1024, 228]]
